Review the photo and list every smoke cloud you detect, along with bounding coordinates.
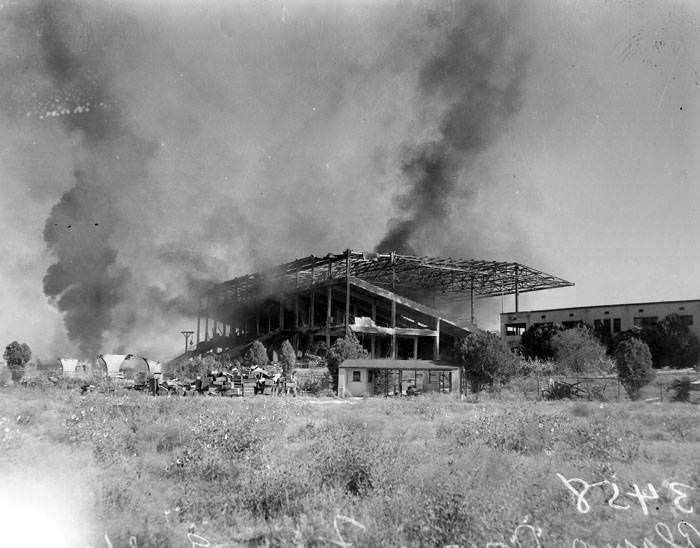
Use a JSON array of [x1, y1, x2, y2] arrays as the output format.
[[377, 3, 530, 254], [1, 0, 533, 359]]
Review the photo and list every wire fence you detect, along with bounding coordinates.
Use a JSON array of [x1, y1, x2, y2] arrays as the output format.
[[463, 372, 699, 403]]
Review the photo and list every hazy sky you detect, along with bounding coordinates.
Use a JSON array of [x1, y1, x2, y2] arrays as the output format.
[[1, 0, 698, 360]]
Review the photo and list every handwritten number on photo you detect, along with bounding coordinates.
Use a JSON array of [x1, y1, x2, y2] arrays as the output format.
[[625, 483, 660, 516]]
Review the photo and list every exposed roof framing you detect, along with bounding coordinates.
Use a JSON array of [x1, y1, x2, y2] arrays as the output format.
[[207, 250, 573, 304]]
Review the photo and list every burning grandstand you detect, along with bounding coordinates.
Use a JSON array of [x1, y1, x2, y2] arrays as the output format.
[[196, 250, 573, 367]]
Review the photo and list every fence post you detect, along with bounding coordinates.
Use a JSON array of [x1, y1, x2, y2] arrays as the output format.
[[617, 379, 620, 401]]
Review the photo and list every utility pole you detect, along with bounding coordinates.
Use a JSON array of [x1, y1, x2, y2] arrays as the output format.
[[181, 330, 194, 355]]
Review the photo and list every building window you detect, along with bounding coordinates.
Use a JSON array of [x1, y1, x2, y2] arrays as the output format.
[[540, 315, 547, 319], [352, 371, 361, 382], [613, 318, 621, 333], [678, 315, 694, 326], [569, 313, 575, 317], [604, 311, 610, 315], [505, 322, 526, 336], [563, 320, 582, 329], [633, 316, 658, 328]]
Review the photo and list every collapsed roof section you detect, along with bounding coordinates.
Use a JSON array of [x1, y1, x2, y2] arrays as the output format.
[[207, 250, 573, 305]]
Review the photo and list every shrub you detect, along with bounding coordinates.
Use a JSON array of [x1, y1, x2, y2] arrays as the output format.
[[614, 338, 655, 400], [279, 339, 296, 377], [644, 314, 700, 369], [311, 418, 402, 496], [170, 356, 208, 380], [3, 340, 31, 382], [244, 340, 269, 367], [519, 324, 564, 359], [668, 376, 692, 403], [326, 331, 369, 392], [454, 330, 520, 390], [551, 326, 610, 377], [436, 408, 640, 461], [616, 314, 700, 370], [297, 371, 331, 395]]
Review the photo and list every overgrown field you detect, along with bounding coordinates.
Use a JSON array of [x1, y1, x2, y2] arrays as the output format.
[[0, 387, 698, 548]]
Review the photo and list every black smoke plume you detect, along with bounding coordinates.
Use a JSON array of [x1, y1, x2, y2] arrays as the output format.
[[33, 1, 156, 357], [376, 4, 530, 255]]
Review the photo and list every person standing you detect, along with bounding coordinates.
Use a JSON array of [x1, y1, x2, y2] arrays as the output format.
[[287, 371, 298, 397]]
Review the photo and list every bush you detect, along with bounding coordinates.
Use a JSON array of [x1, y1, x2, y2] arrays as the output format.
[[3, 341, 31, 383], [614, 338, 655, 400], [436, 408, 640, 461], [668, 376, 692, 403], [454, 330, 520, 390], [616, 314, 700, 370], [326, 331, 369, 392], [297, 372, 331, 395], [244, 340, 269, 367], [519, 324, 564, 359], [644, 314, 700, 369], [279, 339, 296, 377], [551, 326, 610, 377]]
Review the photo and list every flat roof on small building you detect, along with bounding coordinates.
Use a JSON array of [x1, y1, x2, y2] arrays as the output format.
[[339, 359, 459, 370]]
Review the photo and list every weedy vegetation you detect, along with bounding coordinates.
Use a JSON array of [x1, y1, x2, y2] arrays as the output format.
[[0, 385, 698, 548]]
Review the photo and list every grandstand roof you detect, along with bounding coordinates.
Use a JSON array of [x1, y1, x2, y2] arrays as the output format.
[[208, 250, 573, 304]]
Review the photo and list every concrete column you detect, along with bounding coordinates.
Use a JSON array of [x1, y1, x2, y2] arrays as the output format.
[[470, 277, 475, 325], [310, 257, 316, 328], [295, 269, 299, 329], [345, 249, 351, 333], [391, 298, 396, 359], [326, 285, 332, 347], [196, 296, 201, 346], [204, 295, 209, 342], [514, 264, 520, 313], [433, 318, 441, 360]]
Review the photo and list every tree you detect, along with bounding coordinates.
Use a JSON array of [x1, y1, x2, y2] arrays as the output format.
[[454, 330, 520, 390], [551, 326, 610, 377], [3, 341, 31, 382], [280, 339, 296, 377], [244, 340, 268, 367], [643, 314, 700, 369], [519, 324, 564, 360], [326, 331, 369, 393], [615, 314, 700, 370], [614, 338, 655, 400]]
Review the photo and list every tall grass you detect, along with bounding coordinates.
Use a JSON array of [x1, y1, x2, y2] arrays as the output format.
[[0, 387, 697, 547]]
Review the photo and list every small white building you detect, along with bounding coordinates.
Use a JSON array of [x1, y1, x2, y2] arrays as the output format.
[[501, 299, 700, 351], [338, 358, 460, 397]]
